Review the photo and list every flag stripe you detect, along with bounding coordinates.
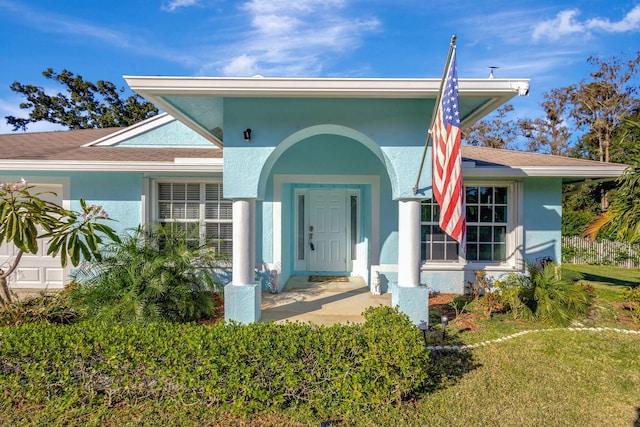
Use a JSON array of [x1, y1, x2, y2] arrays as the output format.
[[431, 47, 465, 250]]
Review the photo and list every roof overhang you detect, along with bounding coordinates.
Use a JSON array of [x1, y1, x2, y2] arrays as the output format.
[[0, 159, 223, 173], [124, 76, 531, 146], [463, 164, 627, 181]]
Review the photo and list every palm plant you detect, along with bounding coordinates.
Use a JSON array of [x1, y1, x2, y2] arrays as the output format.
[[70, 225, 225, 323], [496, 261, 592, 325], [583, 118, 640, 243]]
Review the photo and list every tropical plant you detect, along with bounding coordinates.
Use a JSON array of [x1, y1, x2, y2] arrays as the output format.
[[495, 261, 593, 324], [70, 225, 224, 323], [0, 179, 119, 305], [583, 136, 640, 243]]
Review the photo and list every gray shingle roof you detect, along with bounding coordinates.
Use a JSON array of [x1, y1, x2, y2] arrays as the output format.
[[0, 128, 221, 162], [461, 145, 619, 167]]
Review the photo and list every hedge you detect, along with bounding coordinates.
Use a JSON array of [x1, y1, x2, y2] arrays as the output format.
[[0, 306, 429, 417]]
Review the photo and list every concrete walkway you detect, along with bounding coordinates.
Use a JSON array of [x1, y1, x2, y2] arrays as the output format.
[[261, 276, 391, 325]]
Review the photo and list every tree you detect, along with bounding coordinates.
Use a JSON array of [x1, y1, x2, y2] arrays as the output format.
[[583, 119, 640, 242], [569, 53, 640, 163], [462, 104, 518, 149], [5, 68, 158, 131], [0, 179, 120, 305], [518, 87, 573, 155]]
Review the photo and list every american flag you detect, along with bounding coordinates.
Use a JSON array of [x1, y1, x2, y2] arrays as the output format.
[[432, 47, 465, 250]]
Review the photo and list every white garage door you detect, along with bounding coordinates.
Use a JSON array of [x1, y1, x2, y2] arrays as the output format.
[[0, 183, 66, 290]]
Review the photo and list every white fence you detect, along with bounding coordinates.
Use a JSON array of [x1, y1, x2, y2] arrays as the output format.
[[562, 236, 640, 268]]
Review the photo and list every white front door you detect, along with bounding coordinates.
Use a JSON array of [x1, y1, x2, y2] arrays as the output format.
[[308, 189, 348, 272]]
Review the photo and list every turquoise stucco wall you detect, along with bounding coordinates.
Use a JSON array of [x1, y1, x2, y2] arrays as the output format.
[[223, 98, 433, 200], [116, 118, 218, 148], [522, 177, 562, 263]]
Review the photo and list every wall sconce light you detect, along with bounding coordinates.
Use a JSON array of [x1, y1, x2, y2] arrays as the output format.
[[243, 128, 252, 141]]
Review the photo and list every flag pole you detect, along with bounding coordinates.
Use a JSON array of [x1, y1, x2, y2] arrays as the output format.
[[412, 35, 457, 196]]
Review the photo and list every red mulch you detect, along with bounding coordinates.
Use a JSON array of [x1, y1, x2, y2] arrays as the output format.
[[429, 293, 481, 332], [197, 292, 225, 325]]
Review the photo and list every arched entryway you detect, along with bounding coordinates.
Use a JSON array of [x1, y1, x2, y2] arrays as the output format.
[[258, 125, 396, 290]]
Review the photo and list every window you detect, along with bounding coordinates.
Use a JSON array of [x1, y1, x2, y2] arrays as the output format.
[[465, 186, 508, 262], [421, 198, 459, 261], [156, 182, 232, 254], [421, 185, 509, 263]]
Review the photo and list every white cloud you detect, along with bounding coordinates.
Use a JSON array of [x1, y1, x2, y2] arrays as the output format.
[[532, 9, 585, 42], [222, 54, 259, 76], [587, 4, 640, 32], [204, 0, 380, 76], [533, 5, 640, 42], [162, 0, 199, 12]]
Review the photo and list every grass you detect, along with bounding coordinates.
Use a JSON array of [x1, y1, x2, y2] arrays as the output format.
[[562, 263, 640, 288], [1, 264, 640, 426]]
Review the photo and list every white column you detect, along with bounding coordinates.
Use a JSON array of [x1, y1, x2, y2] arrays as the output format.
[[398, 199, 421, 287], [232, 199, 255, 285]]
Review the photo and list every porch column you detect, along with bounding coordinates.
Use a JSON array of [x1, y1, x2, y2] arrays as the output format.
[[224, 198, 261, 323], [393, 199, 429, 325]]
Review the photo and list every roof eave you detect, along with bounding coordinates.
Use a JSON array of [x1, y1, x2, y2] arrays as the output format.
[[0, 159, 223, 173], [124, 75, 530, 146], [463, 165, 627, 179], [124, 75, 530, 98]]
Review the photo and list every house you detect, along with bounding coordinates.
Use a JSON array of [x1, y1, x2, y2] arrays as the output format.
[[0, 76, 627, 324]]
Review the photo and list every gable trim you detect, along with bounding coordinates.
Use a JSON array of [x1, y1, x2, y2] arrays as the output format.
[[84, 113, 175, 147]]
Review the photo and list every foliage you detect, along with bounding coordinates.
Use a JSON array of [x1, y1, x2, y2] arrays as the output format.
[[495, 262, 593, 324], [462, 104, 518, 149], [69, 225, 224, 324], [620, 286, 640, 322], [5, 68, 158, 131], [0, 179, 119, 305], [465, 270, 505, 317], [568, 53, 640, 163], [518, 87, 573, 155], [0, 291, 77, 326], [562, 210, 596, 236], [0, 306, 430, 418], [583, 152, 640, 243]]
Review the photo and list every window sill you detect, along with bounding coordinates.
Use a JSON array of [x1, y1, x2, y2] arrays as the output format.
[[421, 262, 519, 272]]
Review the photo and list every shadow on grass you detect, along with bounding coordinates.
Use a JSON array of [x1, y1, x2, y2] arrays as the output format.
[[421, 347, 480, 394], [576, 271, 639, 288], [634, 407, 640, 427]]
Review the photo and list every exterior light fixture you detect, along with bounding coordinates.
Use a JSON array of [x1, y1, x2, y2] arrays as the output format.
[[243, 128, 252, 141], [418, 321, 429, 347], [441, 315, 448, 340]]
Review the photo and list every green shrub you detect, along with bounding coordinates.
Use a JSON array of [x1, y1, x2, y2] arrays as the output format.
[[621, 286, 640, 322], [495, 261, 593, 325], [0, 306, 429, 417], [69, 225, 224, 324], [562, 210, 596, 236]]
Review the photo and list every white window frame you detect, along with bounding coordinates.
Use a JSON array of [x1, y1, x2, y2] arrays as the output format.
[[421, 181, 519, 269], [150, 179, 232, 255]]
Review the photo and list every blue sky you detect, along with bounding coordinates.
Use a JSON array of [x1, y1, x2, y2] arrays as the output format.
[[1, 0, 639, 134]]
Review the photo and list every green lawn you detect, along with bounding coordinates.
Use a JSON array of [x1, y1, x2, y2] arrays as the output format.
[[2, 264, 640, 426], [562, 263, 640, 288]]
